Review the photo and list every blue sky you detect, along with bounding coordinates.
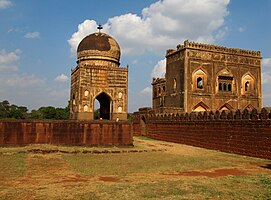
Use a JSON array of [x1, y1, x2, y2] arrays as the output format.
[[0, 0, 271, 112]]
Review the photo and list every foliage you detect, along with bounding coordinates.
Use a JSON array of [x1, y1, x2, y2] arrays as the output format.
[[0, 100, 10, 118], [33, 103, 70, 120], [0, 100, 28, 119], [94, 108, 100, 119], [127, 113, 132, 121], [0, 100, 70, 120]]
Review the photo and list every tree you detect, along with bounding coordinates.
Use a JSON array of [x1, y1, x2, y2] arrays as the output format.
[[0, 100, 70, 120], [55, 108, 69, 120], [0, 100, 10, 118], [127, 113, 132, 121], [29, 109, 42, 119], [38, 106, 56, 119], [94, 108, 100, 119], [7, 105, 28, 119]]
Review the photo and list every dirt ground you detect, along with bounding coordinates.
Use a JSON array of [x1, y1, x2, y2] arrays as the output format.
[[0, 137, 271, 199]]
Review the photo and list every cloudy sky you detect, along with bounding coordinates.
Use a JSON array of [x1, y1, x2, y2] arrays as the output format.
[[0, 0, 271, 112]]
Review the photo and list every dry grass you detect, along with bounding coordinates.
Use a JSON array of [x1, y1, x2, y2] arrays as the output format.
[[0, 136, 271, 199]]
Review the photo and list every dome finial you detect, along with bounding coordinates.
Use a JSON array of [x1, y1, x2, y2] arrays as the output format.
[[97, 24, 103, 33]]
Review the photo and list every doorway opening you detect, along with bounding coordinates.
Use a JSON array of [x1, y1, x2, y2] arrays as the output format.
[[94, 92, 111, 120]]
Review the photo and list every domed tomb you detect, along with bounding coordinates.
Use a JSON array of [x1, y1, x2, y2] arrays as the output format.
[[70, 29, 128, 121], [77, 32, 121, 65]]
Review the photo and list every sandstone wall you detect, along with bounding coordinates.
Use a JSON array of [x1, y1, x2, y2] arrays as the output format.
[[133, 108, 271, 159], [0, 120, 132, 146]]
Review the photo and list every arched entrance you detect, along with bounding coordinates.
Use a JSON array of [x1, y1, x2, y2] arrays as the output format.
[[95, 92, 111, 120]]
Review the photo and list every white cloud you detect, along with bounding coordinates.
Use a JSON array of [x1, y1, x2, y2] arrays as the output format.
[[151, 58, 166, 78], [140, 87, 152, 94], [262, 58, 271, 67], [0, 0, 12, 9], [262, 58, 271, 84], [0, 70, 69, 110], [0, 49, 21, 72], [132, 59, 138, 65], [55, 74, 69, 82], [68, 0, 230, 56], [215, 26, 229, 40], [68, 20, 98, 56], [238, 26, 246, 32], [0, 49, 69, 110], [0, 73, 44, 87], [262, 72, 271, 84], [262, 58, 271, 107], [24, 32, 40, 39]]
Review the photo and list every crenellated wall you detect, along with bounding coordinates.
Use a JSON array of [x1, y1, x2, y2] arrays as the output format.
[[0, 120, 133, 146], [133, 108, 271, 159]]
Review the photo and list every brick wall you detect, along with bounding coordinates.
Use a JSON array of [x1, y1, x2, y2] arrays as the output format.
[[133, 108, 271, 160], [0, 120, 133, 146]]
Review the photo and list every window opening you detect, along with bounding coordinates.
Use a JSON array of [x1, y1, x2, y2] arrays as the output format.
[[228, 84, 232, 92], [218, 76, 233, 93], [223, 83, 227, 91], [245, 81, 249, 92], [197, 77, 203, 89], [219, 83, 222, 91]]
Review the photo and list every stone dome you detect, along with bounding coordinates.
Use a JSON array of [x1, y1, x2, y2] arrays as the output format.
[[77, 32, 120, 64]]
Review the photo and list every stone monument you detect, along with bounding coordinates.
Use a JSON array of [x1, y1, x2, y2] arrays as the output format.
[[70, 26, 128, 120]]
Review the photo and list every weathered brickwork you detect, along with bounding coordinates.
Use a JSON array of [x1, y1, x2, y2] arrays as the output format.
[[152, 40, 262, 114], [70, 32, 128, 121], [0, 120, 133, 146], [133, 108, 271, 159]]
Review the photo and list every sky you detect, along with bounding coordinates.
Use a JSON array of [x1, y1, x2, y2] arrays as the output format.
[[0, 0, 271, 112]]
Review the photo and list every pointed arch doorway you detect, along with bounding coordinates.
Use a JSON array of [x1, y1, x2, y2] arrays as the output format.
[[94, 92, 111, 120]]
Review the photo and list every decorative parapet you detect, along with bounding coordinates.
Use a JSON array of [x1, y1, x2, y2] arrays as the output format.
[[175, 40, 261, 58], [152, 77, 166, 84], [134, 108, 271, 123]]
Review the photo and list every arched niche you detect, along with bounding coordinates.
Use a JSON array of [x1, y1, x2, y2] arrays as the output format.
[[94, 92, 112, 120], [241, 73, 255, 95], [192, 68, 207, 91]]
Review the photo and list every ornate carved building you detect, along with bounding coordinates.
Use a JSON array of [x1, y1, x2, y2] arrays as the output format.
[[152, 40, 262, 114], [70, 30, 128, 120]]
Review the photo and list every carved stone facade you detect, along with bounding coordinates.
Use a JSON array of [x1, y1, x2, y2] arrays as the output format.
[[70, 32, 128, 120], [152, 40, 262, 114]]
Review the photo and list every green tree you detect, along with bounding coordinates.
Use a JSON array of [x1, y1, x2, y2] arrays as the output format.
[[55, 102, 70, 120], [39, 106, 56, 119], [127, 113, 132, 121], [0, 100, 10, 118], [30, 109, 42, 119], [55, 108, 69, 120], [7, 105, 28, 119], [94, 108, 100, 119]]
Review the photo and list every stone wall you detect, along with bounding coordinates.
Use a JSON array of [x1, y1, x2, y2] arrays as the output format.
[[133, 108, 271, 159], [0, 120, 133, 146]]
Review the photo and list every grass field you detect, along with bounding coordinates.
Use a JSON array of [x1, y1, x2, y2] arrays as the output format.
[[0, 136, 271, 199]]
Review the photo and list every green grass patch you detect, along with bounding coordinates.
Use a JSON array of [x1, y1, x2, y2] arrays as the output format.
[[95, 180, 187, 200], [64, 151, 245, 176], [0, 153, 25, 179], [93, 175, 271, 200], [0, 137, 271, 200]]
